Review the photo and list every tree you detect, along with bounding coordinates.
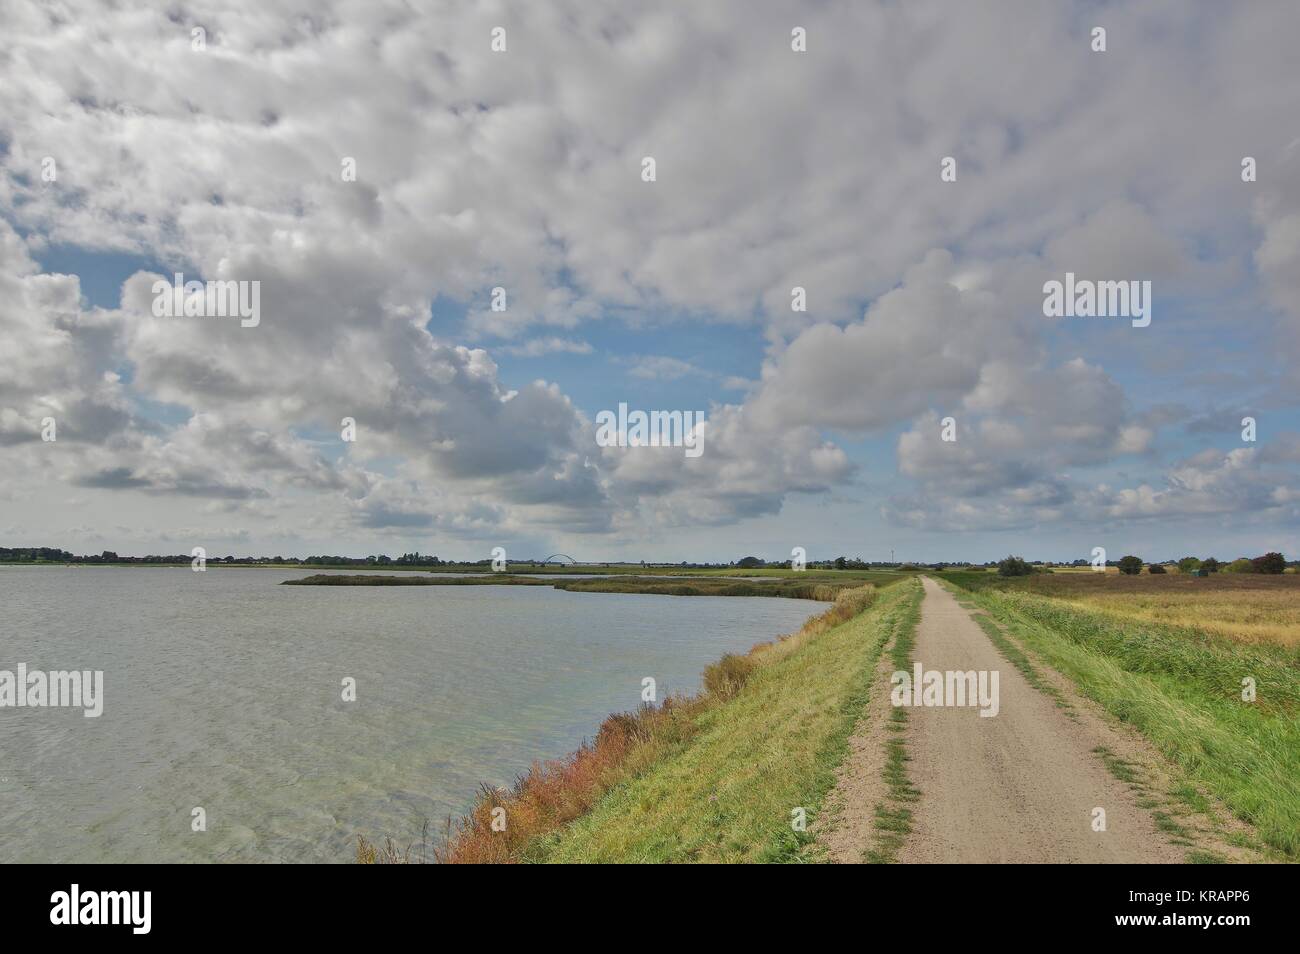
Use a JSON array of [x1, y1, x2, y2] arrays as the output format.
[[1176, 557, 1201, 572], [997, 555, 1033, 577], [1224, 558, 1254, 573], [834, 556, 847, 569], [1117, 555, 1143, 575], [1148, 563, 1167, 574], [1201, 557, 1220, 573], [1252, 551, 1287, 574], [736, 556, 764, 569]]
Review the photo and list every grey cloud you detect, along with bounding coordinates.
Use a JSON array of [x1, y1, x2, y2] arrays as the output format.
[[2, 1, 1299, 553]]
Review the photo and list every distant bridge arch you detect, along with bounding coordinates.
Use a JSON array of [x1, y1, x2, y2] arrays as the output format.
[[540, 553, 579, 565]]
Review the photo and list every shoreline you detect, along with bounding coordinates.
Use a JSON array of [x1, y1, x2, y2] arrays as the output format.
[[281, 572, 881, 600], [357, 578, 912, 863]]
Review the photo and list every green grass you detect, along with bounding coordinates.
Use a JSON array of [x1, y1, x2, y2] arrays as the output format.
[[864, 594, 922, 863], [524, 579, 923, 863], [1089, 743, 1197, 847], [968, 610, 1072, 715], [944, 580, 1300, 859]]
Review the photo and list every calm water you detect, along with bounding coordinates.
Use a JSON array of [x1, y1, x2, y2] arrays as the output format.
[[0, 566, 819, 862]]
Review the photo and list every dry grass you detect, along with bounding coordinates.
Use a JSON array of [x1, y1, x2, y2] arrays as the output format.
[[357, 583, 881, 863], [1069, 592, 1300, 646], [702, 653, 757, 698], [1046, 565, 1122, 574], [424, 697, 707, 863], [997, 574, 1300, 646]]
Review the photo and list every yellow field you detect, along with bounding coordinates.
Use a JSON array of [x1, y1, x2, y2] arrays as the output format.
[[990, 574, 1300, 646]]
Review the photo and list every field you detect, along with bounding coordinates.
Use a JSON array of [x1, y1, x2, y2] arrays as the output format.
[[944, 571, 1300, 646], [941, 570, 1300, 859]]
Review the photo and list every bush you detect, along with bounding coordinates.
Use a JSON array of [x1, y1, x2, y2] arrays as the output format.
[[997, 555, 1034, 577], [1117, 555, 1144, 575], [1201, 557, 1220, 573], [1176, 557, 1201, 572], [1224, 558, 1254, 573], [703, 653, 757, 698], [1148, 563, 1167, 574], [1252, 552, 1287, 575]]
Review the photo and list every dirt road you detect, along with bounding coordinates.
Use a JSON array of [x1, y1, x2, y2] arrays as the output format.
[[892, 577, 1182, 862]]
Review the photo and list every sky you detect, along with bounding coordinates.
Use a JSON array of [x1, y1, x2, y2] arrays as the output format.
[[2, 0, 1300, 564]]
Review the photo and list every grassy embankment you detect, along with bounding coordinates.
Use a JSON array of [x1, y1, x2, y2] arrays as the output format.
[[287, 571, 902, 600], [359, 576, 920, 863], [940, 570, 1300, 860]]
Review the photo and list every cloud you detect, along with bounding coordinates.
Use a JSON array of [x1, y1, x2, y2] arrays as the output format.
[[597, 403, 854, 527], [1090, 447, 1299, 521], [1253, 146, 1300, 358], [500, 337, 594, 357], [886, 439, 1300, 534], [625, 355, 708, 381], [0, 224, 135, 448], [1043, 200, 1188, 281], [1, 0, 1299, 555]]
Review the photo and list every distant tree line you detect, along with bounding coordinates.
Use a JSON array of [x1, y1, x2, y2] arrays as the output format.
[[996, 552, 1290, 577], [0, 546, 462, 567], [1118, 552, 1288, 575], [733, 555, 920, 570]]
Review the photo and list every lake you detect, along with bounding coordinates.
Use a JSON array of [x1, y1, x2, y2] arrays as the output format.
[[0, 566, 820, 862]]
